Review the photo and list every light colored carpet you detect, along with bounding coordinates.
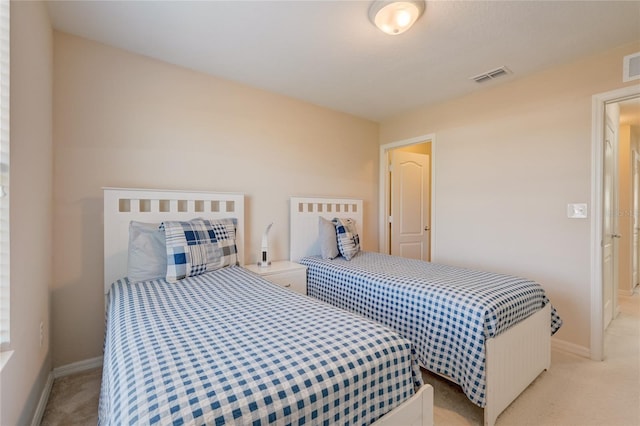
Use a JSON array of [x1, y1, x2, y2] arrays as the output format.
[[40, 291, 639, 425], [40, 367, 101, 426]]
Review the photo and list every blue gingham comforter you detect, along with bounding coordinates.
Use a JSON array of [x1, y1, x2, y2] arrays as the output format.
[[300, 252, 562, 408], [99, 265, 422, 426]]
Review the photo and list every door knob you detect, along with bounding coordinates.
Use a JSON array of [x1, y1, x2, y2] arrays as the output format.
[[612, 234, 622, 238], [424, 226, 431, 231]]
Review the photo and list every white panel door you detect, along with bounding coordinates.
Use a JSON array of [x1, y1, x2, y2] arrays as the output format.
[[603, 116, 618, 331], [390, 151, 430, 261]]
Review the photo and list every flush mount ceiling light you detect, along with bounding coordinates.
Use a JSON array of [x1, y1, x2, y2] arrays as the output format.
[[369, 0, 425, 36]]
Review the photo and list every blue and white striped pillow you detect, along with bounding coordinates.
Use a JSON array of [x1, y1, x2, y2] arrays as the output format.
[[332, 218, 360, 260], [161, 218, 237, 283]]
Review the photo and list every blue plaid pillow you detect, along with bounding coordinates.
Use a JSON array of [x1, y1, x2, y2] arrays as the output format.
[[332, 218, 360, 260], [161, 218, 238, 283]]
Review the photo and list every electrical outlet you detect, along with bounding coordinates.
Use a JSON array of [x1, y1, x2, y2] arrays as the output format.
[[39, 321, 43, 347], [567, 203, 588, 219]]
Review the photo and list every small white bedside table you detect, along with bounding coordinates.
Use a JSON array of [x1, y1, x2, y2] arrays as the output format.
[[244, 260, 308, 295]]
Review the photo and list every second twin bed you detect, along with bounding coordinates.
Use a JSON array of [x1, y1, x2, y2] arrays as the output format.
[[289, 196, 562, 426]]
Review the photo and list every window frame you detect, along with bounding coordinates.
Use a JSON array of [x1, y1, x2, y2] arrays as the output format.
[[0, 0, 10, 350]]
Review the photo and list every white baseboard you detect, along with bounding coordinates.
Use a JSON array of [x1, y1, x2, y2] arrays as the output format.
[[53, 356, 103, 379], [30, 372, 54, 426], [551, 337, 591, 358]]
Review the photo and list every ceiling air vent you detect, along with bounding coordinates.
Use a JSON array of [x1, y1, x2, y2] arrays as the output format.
[[623, 52, 640, 82], [470, 66, 510, 83]]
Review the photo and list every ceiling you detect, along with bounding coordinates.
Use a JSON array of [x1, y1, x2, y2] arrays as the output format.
[[46, 1, 640, 122]]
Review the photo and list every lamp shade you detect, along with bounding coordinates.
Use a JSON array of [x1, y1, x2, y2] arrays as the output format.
[[369, 0, 425, 35]]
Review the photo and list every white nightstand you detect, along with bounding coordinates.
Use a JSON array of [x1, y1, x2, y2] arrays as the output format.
[[244, 260, 308, 295]]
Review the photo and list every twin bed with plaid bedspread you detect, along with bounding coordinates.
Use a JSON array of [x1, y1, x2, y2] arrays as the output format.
[[98, 265, 423, 426], [300, 251, 562, 409]]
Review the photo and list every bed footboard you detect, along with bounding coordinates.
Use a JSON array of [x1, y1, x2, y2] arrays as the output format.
[[373, 384, 434, 426], [484, 304, 552, 426]]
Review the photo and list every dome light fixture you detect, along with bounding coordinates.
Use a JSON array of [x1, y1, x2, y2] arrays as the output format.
[[369, 0, 425, 36]]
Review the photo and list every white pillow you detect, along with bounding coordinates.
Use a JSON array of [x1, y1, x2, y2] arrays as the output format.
[[127, 221, 167, 283], [318, 216, 339, 259]]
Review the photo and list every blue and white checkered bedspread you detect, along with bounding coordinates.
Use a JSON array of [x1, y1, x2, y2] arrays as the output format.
[[300, 252, 562, 408], [99, 265, 422, 426]]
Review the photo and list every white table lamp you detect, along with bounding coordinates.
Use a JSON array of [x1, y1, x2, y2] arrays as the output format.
[[257, 222, 273, 267]]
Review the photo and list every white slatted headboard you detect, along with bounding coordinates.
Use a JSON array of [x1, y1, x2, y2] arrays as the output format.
[[289, 197, 363, 262], [103, 188, 245, 294]]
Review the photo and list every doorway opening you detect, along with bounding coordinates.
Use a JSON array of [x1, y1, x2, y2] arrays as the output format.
[[612, 97, 640, 301], [592, 87, 640, 361], [379, 134, 435, 260]]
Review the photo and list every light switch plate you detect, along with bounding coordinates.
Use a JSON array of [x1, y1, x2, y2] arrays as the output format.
[[567, 203, 588, 219]]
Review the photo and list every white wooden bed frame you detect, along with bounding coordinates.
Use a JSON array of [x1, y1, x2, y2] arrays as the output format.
[[102, 188, 433, 426], [289, 196, 551, 426]]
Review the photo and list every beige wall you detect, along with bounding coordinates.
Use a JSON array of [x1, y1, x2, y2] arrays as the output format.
[[379, 42, 640, 353], [397, 142, 430, 156], [0, 2, 53, 425], [52, 32, 379, 367]]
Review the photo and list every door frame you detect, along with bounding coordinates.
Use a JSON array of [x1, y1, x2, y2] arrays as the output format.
[[591, 86, 639, 361], [633, 151, 640, 294], [379, 133, 436, 256]]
